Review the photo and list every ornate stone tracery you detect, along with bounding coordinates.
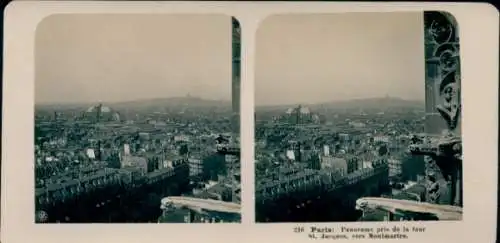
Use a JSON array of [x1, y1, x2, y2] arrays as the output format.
[[422, 11, 462, 207]]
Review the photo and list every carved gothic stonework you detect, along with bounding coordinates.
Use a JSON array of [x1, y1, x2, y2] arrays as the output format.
[[425, 11, 461, 133], [423, 11, 462, 207]]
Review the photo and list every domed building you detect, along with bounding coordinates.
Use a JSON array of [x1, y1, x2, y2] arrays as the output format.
[[282, 105, 320, 125], [83, 104, 121, 122], [285, 106, 310, 116]]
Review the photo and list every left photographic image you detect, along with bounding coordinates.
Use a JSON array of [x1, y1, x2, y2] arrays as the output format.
[[34, 14, 241, 223]]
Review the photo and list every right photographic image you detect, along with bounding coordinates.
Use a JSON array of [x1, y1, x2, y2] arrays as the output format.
[[254, 11, 462, 223]]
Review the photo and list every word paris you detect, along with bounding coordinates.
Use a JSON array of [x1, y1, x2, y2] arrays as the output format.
[[308, 226, 426, 234]]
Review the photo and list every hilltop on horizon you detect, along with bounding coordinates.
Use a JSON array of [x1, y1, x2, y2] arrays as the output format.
[[255, 96, 425, 111]]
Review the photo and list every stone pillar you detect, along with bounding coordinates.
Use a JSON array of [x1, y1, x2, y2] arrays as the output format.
[[425, 58, 448, 135], [423, 11, 462, 207], [231, 17, 241, 134]]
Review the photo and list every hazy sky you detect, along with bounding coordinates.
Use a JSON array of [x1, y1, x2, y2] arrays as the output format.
[[35, 14, 231, 104], [255, 12, 425, 106]]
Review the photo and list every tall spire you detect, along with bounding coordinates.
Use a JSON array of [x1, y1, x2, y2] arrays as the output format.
[[231, 17, 241, 133]]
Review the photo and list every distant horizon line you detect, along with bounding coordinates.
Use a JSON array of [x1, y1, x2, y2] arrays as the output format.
[[255, 96, 425, 107], [36, 95, 232, 106], [36, 95, 425, 107]]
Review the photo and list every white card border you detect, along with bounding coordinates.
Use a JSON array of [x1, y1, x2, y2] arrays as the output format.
[[2, 2, 498, 243]]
